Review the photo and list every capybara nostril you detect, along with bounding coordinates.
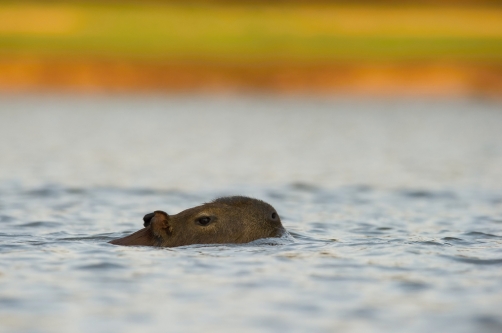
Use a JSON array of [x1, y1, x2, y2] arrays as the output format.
[[143, 212, 155, 227]]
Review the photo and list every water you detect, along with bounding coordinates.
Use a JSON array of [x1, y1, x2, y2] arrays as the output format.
[[0, 95, 502, 333]]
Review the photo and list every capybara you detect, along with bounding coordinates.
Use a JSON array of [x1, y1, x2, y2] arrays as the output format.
[[109, 196, 285, 247]]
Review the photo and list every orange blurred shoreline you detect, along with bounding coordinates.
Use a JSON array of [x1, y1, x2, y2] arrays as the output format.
[[1, 57, 501, 98]]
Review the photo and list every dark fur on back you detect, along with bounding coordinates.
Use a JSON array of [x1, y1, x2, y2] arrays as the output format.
[[212, 196, 267, 206]]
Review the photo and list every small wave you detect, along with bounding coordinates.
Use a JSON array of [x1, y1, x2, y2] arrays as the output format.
[[288, 231, 337, 243], [476, 315, 502, 331], [77, 262, 126, 270], [0, 297, 22, 306], [59, 235, 115, 241], [19, 221, 61, 228], [398, 281, 429, 292], [441, 237, 473, 245], [289, 182, 320, 192], [411, 241, 446, 246], [397, 189, 456, 199], [465, 231, 502, 239], [176, 232, 296, 250], [248, 232, 296, 246], [25, 188, 62, 197], [447, 256, 502, 265], [442, 237, 463, 241], [0, 215, 14, 222]]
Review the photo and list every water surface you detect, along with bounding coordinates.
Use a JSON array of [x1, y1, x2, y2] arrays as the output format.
[[0, 95, 501, 333]]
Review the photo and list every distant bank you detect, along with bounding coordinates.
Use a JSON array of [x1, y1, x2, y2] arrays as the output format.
[[1, 2, 501, 96], [1, 58, 500, 97]]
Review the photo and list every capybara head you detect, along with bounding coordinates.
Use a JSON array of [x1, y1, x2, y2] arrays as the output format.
[[109, 196, 285, 247]]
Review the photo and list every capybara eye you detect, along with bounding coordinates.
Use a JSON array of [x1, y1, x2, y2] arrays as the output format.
[[271, 212, 278, 220], [196, 216, 211, 226]]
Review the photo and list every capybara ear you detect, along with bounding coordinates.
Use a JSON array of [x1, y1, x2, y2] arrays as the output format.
[[149, 211, 172, 240], [143, 212, 156, 227]]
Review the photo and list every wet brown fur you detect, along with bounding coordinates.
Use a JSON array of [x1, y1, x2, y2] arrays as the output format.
[[109, 196, 285, 247]]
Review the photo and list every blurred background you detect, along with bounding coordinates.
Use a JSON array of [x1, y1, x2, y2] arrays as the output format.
[[2, 2, 502, 333], [1, 0, 501, 97], [1, 0, 502, 189]]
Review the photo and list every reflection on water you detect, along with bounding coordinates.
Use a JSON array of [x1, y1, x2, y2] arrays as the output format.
[[0, 95, 502, 332]]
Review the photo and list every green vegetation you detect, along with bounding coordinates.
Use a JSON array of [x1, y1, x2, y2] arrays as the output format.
[[1, 2, 501, 62]]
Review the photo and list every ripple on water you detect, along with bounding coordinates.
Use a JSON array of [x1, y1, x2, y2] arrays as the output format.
[[19, 221, 62, 228], [399, 189, 458, 199], [0, 184, 502, 333], [465, 231, 502, 239], [441, 237, 474, 245], [0, 215, 14, 222], [59, 234, 116, 242], [447, 256, 502, 265], [77, 262, 126, 270], [411, 240, 448, 246], [476, 316, 502, 332]]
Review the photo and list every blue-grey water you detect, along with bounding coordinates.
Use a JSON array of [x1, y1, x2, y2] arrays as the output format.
[[0, 95, 501, 333]]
